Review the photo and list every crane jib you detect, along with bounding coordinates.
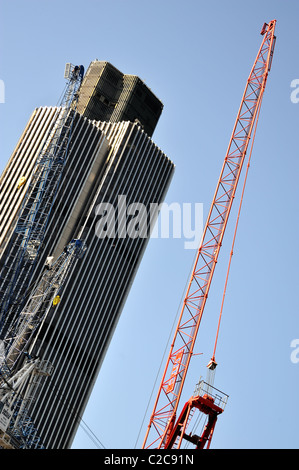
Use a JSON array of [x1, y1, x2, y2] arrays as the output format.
[[142, 20, 277, 450]]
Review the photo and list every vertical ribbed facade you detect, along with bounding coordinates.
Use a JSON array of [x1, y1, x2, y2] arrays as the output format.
[[0, 101, 174, 447], [0, 107, 59, 258], [0, 107, 108, 334], [27, 120, 174, 448]]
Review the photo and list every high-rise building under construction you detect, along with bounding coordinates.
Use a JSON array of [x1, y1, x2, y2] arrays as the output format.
[[0, 61, 174, 448]]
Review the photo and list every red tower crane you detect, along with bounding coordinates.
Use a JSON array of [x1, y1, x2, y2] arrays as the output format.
[[142, 20, 276, 450]]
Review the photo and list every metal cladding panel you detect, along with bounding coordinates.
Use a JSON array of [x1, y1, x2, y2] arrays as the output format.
[[28, 111, 108, 278], [76, 61, 163, 136], [51, 129, 109, 261], [26, 121, 174, 449], [110, 76, 163, 136], [76, 61, 123, 122]]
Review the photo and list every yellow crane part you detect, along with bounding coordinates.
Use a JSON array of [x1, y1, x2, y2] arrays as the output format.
[[17, 176, 26, 189], [52, 295, 61, 306]]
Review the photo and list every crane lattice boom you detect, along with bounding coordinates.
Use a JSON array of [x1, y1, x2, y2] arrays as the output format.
[[0, 64, 84, 337], [142, 20, 276, 450]]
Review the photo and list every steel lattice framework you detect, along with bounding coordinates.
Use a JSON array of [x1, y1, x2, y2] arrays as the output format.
[[0, 65, 84, 337], [0, 239, 86, 449], [143, 20, 276, 449]]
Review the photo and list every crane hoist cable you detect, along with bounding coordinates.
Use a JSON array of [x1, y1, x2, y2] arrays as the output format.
[[210, 94, 263, 366]]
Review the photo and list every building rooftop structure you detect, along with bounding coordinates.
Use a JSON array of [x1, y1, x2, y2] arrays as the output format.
[[76, 60, 163, 136]]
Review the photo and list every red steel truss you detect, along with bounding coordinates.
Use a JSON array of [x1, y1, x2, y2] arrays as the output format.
[[142, 20, 276, 450], [162, 376, 229, 449]]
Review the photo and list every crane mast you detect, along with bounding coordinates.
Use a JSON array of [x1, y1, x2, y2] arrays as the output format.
[[143, 20, 276, 450], [0, 64, 84, 337], [1, 239, 87, 374], [0, 239, 86, 449], [0, 63, 86, 448]]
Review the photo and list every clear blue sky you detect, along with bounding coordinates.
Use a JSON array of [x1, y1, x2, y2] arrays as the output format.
[[0, 0, 298, 449]]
